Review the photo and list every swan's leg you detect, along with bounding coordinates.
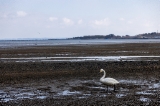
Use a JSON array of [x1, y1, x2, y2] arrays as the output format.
[[106, 85, 108, 92], [105, 85, 108, 92], [114, 85, 116, 91]]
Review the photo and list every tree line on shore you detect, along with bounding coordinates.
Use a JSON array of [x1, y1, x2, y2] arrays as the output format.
[[69, 32, 160, 39]]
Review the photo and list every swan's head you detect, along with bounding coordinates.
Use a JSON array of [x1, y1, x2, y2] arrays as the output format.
[[100, 69, 104, 73]]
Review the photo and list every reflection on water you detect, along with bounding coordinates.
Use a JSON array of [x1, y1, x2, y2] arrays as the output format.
[[1, 39, 160, 48], [1, 78, 160, 103], [1, 56, 160, 62], [58, 90, 81, 96], [140, 97, 151, 102], [0, 87, 48, 102]]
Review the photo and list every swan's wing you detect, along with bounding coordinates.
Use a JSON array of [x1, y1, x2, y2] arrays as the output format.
[[102, 78, 119, 85]]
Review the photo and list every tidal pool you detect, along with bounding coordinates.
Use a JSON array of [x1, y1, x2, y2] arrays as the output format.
[[1, 78, 160, 104]]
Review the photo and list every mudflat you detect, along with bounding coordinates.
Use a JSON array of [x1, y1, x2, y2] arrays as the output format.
[[1, 43, 160, 105]]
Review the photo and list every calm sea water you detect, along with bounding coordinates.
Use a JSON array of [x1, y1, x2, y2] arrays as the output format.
[[0, 39, 160, 48]]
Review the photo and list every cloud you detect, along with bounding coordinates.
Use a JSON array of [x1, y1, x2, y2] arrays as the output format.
[[62, 17, 74, 25], [143, 21, 154, 27], [17, 11, 27, 17], [77, 19, 83, 24], [91, 18, 111, 28], [1, 14, 8, 18], [127, 21, 133, 24], [49, 17, 58, 21], [119, 18, 125, 21], [144, 23, 151, 27], [0, 12, 16, 19]]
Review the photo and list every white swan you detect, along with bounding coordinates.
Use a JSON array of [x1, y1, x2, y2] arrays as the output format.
[[100, 69, 119, 91]]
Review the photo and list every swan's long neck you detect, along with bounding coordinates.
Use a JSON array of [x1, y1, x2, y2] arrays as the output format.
[[101, 70, 106, 79]]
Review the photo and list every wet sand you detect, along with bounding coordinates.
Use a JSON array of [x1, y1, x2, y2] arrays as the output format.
[[1, 43, 160, 105]]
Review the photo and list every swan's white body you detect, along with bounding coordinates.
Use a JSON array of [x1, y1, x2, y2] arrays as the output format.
[[100, 69, 119, 91]]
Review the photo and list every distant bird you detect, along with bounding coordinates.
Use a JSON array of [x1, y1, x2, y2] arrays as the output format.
[[100, 69, 119, 91]]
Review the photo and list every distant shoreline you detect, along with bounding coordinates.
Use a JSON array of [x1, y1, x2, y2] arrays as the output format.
[[1, 32, 160, 40], [70, 32, 160, 40], [0, 38, 160, 41]]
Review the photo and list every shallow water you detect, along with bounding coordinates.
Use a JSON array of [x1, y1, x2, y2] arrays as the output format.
[[1, 39, 160, 48], [1, 56, 160, 62], [1, 78, 160, 103], [58, 90, 81, 96], [0, 87, 48, 102]]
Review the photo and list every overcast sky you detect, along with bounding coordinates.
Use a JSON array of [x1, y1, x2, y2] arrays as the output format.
[[0, 0, 160, 39]]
